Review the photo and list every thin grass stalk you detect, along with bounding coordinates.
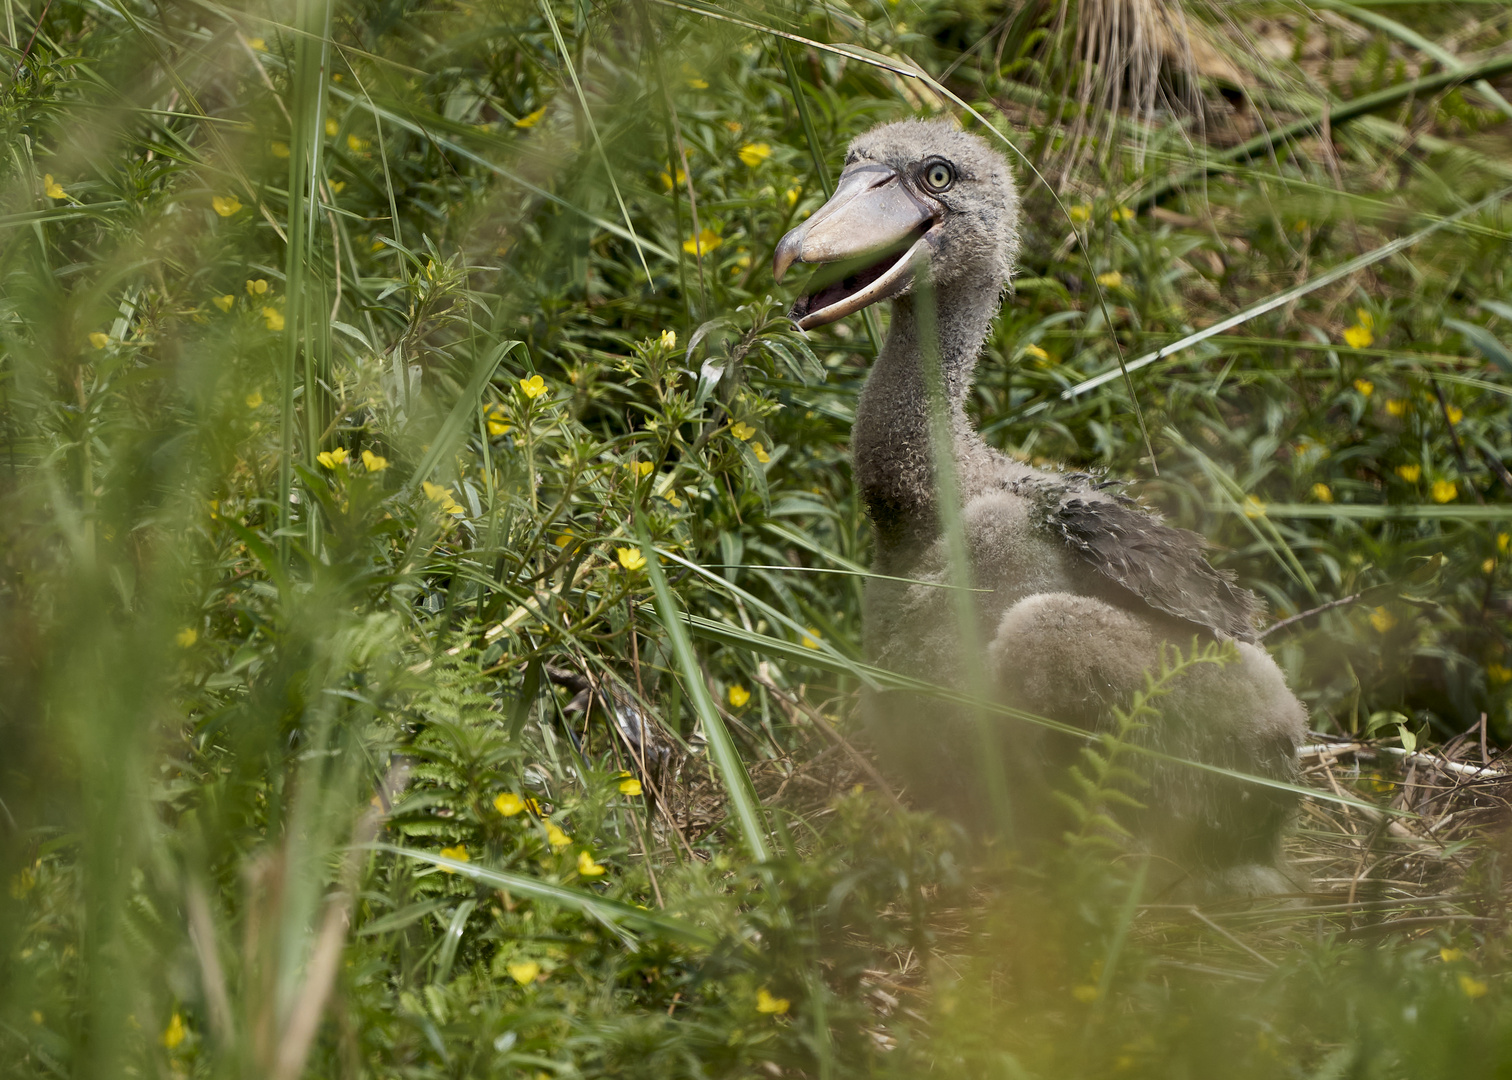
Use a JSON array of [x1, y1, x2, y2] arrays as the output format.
[[779, 39, 883, 355], [636, 515, 772, 862], [682, 615, 1397, 816], [914, 276, 1015, 836], [538, 0, 652, 283], [1060, 182, 1512, 400]]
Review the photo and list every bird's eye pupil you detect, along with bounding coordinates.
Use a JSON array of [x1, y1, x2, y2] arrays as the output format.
[[926, 163, 952, 190]]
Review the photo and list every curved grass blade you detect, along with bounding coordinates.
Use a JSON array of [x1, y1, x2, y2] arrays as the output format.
[[374, 845, 716, 947], [537, 0, 651, 283], [1309, 1, 1512, 123], [1132, 49, 1512, 209], [636, 516, 772, 861], [1234, 503, 1512, 522], [679, 615, 1403, 817], [324, 84, 674, 263]]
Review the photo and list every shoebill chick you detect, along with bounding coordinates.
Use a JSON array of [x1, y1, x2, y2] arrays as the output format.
[[773, 119, 1306, 895]]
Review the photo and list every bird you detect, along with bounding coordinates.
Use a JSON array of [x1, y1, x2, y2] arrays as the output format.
[[772, 118, 1307, 897]]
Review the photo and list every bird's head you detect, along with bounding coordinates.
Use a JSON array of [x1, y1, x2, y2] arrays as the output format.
[[773, 118, 1020, 331]]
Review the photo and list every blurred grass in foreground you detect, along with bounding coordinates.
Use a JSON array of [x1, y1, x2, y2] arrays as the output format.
[[3, 0, 1512, 1075]]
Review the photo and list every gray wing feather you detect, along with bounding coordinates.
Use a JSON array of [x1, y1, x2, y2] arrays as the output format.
[[1011, 477, 1261, 641]]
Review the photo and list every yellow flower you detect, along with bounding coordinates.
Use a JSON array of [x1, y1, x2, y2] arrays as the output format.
[[1023, 344, 1050, 363], [1488, 662, 1512, 685], [507, 960, 541, 985], [1096, 271, 1123, 289], [756, 988, 790, 1014], [577, 850, 607, 877], [212, 194, 242, 217], [1369, 607, 1397, 634], [1355, 308, 1374, 330], [361, 449, 389, 472], [1485, 558, 1496, 575], [686, 77, 709, 89], [176, 627, 198, 648], [801, 629, 821, 649], [161, 1013, 186, 1050], [1071, 985, 1100, 1003], [246, 278, 269, 296], [495, 792, 527, 816], [1069, 204, 1091, 224], [88, 332, 109, 349], [213, 294, 235, 312], [1395, 464, 1420, 483], [1342, 324, 1373, 349], [1111, 206, 1134, 222], [486, 406, 511, 437], [1242, 496, 1267, 519], [730, 421, 756, 441], [660, 329, 677, 349], [329, 180, 345, 194], [1446, 404, 1464, 424], [1431, 479, 1458, 503], [728, 685, 750, 708], [271, 141, 290, 159], [618, 775, 642, 796], [324, 118, 339, 137], [1459, 973, 1488, 999], [737, 142, 771, 167], [519, 374, 548, 399], [626, 460, 654, 477], [617, 547, 647, 572], [316, 447, 348, 469], [262, 306, 285, 331], [43, 174, 64, 199], [1353, 379, 1373, 396], [784, 186, 800, 207], [1441, 948, 1465, 963], [346, 134, 370, 154], [1499, 533, 1510, 554], [554, 533, 573, 547], [725, 119, 743, 133], [422, 481, 465, 516], [751, 443, 770, 464], [515, 106, 547, 129], [248, 37, 266, 50], [659, 167, 687, 191], [438, 844, 469, 871], [683, 228, 722, 256], [545, 822, 571, 850], [1385, 398, 1408, 418], [1311, 483, 1334, 503]]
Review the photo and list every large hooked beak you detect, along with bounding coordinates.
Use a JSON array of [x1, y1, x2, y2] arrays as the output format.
[[773, 163, 940, 331]]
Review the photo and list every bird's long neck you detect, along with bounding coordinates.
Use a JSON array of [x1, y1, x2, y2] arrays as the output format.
[[852, 276, 1001, 563]]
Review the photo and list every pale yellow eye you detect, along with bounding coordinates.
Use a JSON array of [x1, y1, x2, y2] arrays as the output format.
[[924, 162, 954, 191]]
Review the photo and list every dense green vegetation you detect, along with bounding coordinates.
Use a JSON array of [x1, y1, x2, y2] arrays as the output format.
[[4, 0, 1512, 1075]]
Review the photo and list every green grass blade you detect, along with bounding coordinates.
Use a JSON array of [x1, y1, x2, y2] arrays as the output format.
[[1060, 183, 1512, 401], [637, 517, 772, 862], [537, 0, 652, 283], [375, 845, 716, 947]]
